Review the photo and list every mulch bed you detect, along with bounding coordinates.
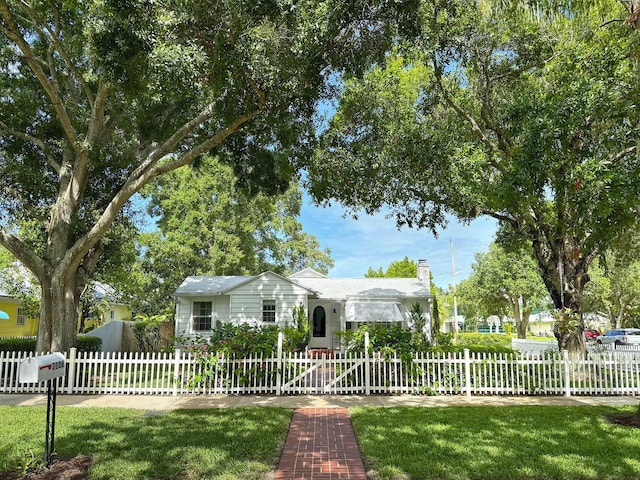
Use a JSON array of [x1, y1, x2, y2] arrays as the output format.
[[604, 413, 640, 428], [0, 456, 91, 480]]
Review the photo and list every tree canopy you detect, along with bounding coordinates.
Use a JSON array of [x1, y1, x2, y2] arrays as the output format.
[[364, 256, 417, 278], [128, 156, 333, 315], [460, 242, 548, 338], [0, 0, 418, 351], [307, 0, 640, 353]]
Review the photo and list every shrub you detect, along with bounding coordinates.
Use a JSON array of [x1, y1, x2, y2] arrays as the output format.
[[282, 304, 310, 352], [207, 323, 279, 357], [0, 335, 101, 353], [132, 314, 165, 353], [431, 344, 516, 355], [455, 333, 511, 348], [76, 335, 102, 353], [336, 323, 429, 356], [0, 337, 36, 353]]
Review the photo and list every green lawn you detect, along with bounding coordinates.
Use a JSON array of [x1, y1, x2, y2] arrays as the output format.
[[350, 405, 640, 480], [0, 406, 292, 479], [4, 404, 640, 480]]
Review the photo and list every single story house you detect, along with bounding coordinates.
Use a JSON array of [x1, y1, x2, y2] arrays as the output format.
[[174, 261, 433, 351]]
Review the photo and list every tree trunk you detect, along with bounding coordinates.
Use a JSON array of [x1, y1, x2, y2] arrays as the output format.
[[517, 309, 532, 340], [36, 271, 83, 352], [530, 236, 591, 356], [35, 208, 95, 353]]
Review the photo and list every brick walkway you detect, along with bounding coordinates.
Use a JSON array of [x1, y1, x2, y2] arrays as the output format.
[[274, 407, 368, 480]]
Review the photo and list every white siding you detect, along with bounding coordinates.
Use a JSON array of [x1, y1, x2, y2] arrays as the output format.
[[228, 273, 311, 326], [174, 295, 232, 340]]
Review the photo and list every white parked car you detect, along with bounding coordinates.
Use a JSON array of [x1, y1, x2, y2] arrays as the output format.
[[595, 328, 640, 346]]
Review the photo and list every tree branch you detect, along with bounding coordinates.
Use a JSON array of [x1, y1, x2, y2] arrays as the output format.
[[0, 0, 81, 150], [58, 88, 268, 276], [0, 120, 61, 173], [431, 54, 502, 171], [86, 82, 110, 146], [607, 145, 637, 163], [0, 227, 45, 280]]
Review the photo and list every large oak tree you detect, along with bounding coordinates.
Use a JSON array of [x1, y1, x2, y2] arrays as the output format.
[[307, 1, 640, 354], [0, 0, 418, 351]]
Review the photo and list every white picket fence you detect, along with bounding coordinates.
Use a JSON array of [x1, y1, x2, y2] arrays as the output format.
[[2, 344, 640, 397]]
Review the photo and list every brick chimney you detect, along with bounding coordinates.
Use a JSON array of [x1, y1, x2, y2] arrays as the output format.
[[417, 259, 430, 290]]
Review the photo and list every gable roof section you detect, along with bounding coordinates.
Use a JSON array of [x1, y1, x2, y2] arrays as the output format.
[[175, 271, 318, 296], [288, 268, 328, 279]]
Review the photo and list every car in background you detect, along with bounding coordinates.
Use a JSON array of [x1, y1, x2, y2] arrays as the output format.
[[595, 328, 640, 346], [584, 329, 600, 341]]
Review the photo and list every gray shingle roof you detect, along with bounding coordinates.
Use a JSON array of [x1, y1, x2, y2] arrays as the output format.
[[290, 277, 430, 300], [175, 276, 254, 295], [174, 270, 431, 300]]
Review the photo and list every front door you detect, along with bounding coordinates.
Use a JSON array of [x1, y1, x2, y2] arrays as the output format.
[[310, 306, 327, 348]]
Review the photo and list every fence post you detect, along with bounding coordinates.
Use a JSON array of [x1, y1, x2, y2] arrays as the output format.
[[66, 348, 77, 394], [563, 350, 571, 397], [364, 331, 371, 395], [464, 348, 471, 397], [276, 332, 283, 396], [173, 349, 181, 397]]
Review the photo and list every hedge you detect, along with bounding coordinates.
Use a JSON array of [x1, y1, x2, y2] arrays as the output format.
[[0, 335, 102, 353], [455, 333, 512, 348]]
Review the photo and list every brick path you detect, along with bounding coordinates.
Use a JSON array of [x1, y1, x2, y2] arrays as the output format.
[[274, 407, 368, 480]]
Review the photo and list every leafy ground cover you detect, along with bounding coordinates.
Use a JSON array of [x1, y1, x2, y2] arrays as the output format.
[[0, 406, 291, 480], [350, 405, 640, 480]]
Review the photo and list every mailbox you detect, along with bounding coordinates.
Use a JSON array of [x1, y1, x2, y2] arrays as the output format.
[[19, 353, 66, 384]]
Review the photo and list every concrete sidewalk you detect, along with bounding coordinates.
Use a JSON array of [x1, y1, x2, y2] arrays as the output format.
[[1, 393, 638, 410]]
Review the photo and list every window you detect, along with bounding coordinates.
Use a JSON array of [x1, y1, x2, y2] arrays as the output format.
[[16, 307, 25, 326], [262, 300, 276, 323], [192, 302, 213, 331]]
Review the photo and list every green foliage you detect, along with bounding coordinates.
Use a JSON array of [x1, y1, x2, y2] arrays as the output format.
[[0, 337, 36, 353], [282, 304, 310, 352], [76, 336, 103, 353], [455, 333, 512, 348], [583, 247, 640, 328], [130, 158, 333, 315], [0, 0, 418, 352], [364, 256, 416, 278], [459, 242, 548, 338], [0, 335, 101, 353], [132, 314, 167, 353], [306, 0, 640, 353], [181, 323, 280, 359], [430, 344, 515, 355]]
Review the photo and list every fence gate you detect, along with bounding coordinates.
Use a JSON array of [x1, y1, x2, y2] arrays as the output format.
[[279, 353, 367, 395]]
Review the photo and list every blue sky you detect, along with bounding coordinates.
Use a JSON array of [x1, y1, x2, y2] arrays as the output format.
[[299, 194, 497, 289]]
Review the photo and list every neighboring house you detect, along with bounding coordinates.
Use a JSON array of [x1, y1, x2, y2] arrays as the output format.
[[528, 310, 555, 337], [174, 260, 433, 351], [0, 289, 38, 337], [80, 282, 132, 332]]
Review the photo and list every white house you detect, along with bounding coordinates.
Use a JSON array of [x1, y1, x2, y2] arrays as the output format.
[[174, 260, 433, 351]]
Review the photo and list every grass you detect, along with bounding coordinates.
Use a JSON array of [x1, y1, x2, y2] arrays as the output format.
[[4, 404, 640, 480], [0, 406, 291, 479], [350, 405, 640, 480]]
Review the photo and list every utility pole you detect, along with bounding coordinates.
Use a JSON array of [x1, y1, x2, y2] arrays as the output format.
[[451, 240, 459, 333]]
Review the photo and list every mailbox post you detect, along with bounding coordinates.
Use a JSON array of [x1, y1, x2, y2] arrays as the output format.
[[19, 353, 66, 466]]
